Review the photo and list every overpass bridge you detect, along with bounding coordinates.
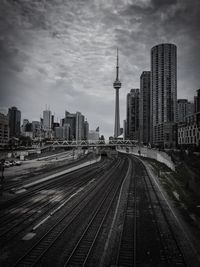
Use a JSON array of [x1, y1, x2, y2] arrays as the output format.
[[45, 139, 138, 148]]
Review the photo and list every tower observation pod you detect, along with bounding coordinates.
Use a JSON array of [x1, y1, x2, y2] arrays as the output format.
[[113, 48, 122, 138]]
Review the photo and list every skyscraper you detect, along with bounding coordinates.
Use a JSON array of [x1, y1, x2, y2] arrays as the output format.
[[8, 106, 21, 138], [126, 89, 140, 140], [65, 111, 76, 140], [123, 120, 127, 140], [63, 124, 70, 140], [140, 71, 151, 145], [151, 43, 177, 148], [76, 112, 84, 141], [113, 49, 121, 138], [83, 120, 89, 140], [43, 109, 51, 130], [43, 109, 52, 139]]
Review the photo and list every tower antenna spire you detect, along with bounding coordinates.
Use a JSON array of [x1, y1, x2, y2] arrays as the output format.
[[116, 48, 119, 81], [113, 48, 122, 138]]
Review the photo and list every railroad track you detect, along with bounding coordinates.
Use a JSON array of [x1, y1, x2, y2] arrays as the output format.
[[2, 152, 93, 192], [0, 158, 107, 219], [112, 155, 187, 267], [0, 159, 111, 247], [138, 157, 186, 266], [0, 156, 105, 211], [62, 158, 129, 267], [2, 153, 188, 267], [11, 157, 126, 266], [115, 157, 137, 267]]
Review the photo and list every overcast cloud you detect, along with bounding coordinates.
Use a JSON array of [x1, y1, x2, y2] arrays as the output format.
[[0, 0, 200, 137]]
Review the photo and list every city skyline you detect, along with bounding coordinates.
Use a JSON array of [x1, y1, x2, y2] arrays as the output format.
[[0, 0, 200, 138]]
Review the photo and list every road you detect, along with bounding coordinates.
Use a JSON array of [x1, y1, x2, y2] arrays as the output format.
[[0, 153, 199, 266]]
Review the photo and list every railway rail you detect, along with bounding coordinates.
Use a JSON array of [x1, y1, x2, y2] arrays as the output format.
[[0, 153, 197, 266], [115, 156, 137, 266], [112, 155, 187, 266], [0, 159, 111, 247], [1, 152, 93, 192], [12, 157, 127, 266], [62, 158, 128, 267], [140, 158, 186, 266]]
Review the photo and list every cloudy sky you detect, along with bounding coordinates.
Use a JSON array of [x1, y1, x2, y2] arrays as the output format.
[[0, 0, 200, 137]]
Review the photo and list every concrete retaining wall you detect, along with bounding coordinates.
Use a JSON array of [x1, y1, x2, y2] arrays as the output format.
[[118, 146, 175, 171]]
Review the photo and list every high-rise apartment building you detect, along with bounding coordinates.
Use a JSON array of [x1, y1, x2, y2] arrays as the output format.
[[151, 43, 177, 148], [8, 106, 21, 138], [177, 99, 194, 123], [126, 89, 140, 140], [139, 71, 151, 145], [0, 113, 9, 147]]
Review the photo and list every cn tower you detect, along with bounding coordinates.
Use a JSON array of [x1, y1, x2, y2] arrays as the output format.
[[113, 48, 121, 138]]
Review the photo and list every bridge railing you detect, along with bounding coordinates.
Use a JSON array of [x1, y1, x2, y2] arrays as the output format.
[[46, 139, 138, 146]]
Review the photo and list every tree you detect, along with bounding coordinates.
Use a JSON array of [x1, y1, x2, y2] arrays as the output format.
[[99, 135, 105, 140]]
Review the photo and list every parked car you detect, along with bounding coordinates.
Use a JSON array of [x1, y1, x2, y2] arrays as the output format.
[[4, 161, 11, 167], [15, 160, 21, 166], [9, 160, 15, 166]]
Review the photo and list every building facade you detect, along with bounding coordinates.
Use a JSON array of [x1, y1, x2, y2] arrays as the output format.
[[151, 43, 177, 148], [178, 112, 200, 148], [76, 112, 84, 141], [0, 113, 9, 147], [88, 130, 99, 143], [178, 90, 200, 148], [177, 99, 194, 123], [22, 119, 29, 133], [43, 110, 51, 130], [8, 106, 21, 138], [55, 127, 63, 140], [83, 121, 89, 140], [194, 89, 200, 113], [65, 111, 76, 140], [64, 111, 88, 141], [126, 89, 140, 141], [63, 124, 70, 140], [32, 121, 41, 139], [139, 71, 151, 145], [123, 120, 127, 140]]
